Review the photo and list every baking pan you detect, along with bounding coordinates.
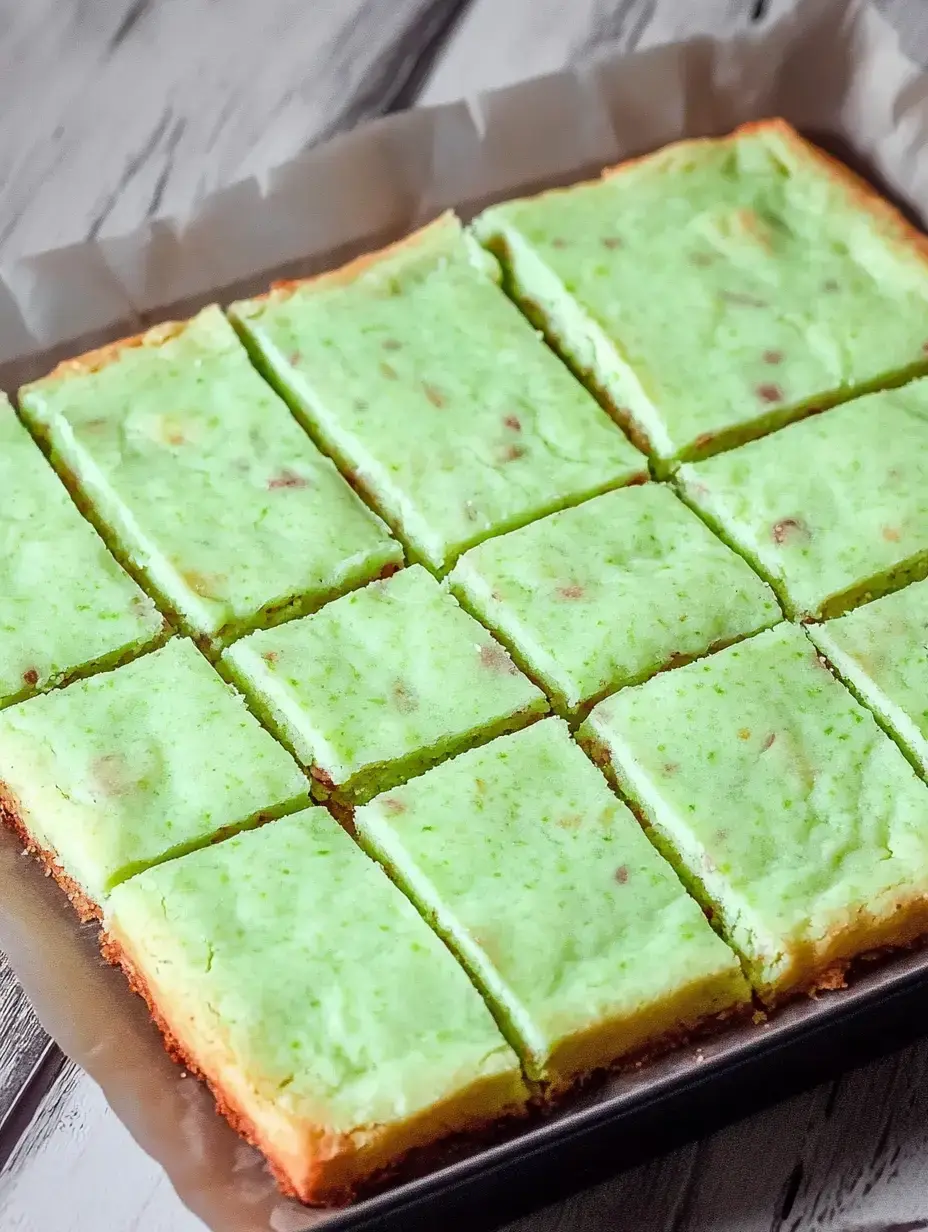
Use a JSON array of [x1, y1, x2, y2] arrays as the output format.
[[3, 1, 928, 1228], [325, 950, 928, 1231]]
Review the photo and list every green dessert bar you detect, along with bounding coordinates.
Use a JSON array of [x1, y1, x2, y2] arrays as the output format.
[[104, 808, 527, 1205], [18, 307, 402, 652], [449, 484, 780, 716], [229, 212, 645, 575], [355, 719, 749, 1089], [579, 623, 928, 1003], [0, 638, 309, 917], [474, 119, 928, 470], [676, 379, 928, 620], [0, 398, 165, 709], [222, 565, 548, 805], [808, 579, 928, 777]]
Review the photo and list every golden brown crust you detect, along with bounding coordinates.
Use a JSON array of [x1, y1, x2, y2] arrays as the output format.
[[251, 211, 459, 307], [98, 908, 928, 1208], [37, 319, 192, 384], [762, 904, 928, 1009], [0, 783, 100, 923], [745, 118, 928, 265], [100, 929, 316, 1201], [103, 924, 528, 1206], [105, 912, 743, 1205], [540, 998, 751, 1103], [602, 117, 928, 268]]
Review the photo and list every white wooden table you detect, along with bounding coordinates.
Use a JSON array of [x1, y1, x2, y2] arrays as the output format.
[[3, 2, 928, 1228]]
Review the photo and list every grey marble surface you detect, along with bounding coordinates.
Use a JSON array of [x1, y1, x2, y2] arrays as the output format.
[[3, 2, 928, 1229]]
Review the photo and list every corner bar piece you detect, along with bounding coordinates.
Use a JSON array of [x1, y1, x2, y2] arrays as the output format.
[[104, 808, 528, 1205], [474, 120, 928, 469]]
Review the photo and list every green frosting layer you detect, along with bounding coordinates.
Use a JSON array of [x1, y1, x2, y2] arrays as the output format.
[[0, 400, 165, 708], [450, 484, 780, 715], [19, 307, 401, 649], [474, 121, 928, 468], [580, 623, 928, 1000], [229, 214, 644, 574], [355, 719, 747, 1083], [0, 638, 309, 904], [223, 565, 547, 804], [809, 579, 928, 778], [106, 808, 525, 1134], [677, 379, 928, 620]]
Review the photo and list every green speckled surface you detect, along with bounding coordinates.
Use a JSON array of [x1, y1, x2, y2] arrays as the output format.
[[677, 379, 928, 620], [581, 623, 928, 1000], [0, 638, 309, 904], [106, 808, 526, 1135], [223, 565, 547, 803], [449, 484, 780, 715], [229, 214, 645, 574], [355, 719, 748, 1083], [809, 579, 928, 777], [474, 121, 928, 467], [0, 400, 165, 709], [18, 307, 401, 648]]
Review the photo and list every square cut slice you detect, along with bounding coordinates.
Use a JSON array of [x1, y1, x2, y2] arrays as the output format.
[[0, 398, 166, 708], [222, 565, 547, 805], [0, 638, 309, 918], [229, 212, 645, 575], [18, 306, 402, 652], [449, 484, 780, 717], [473, 119, 928, 470], [676, 379, 928, 620], [579, 623, 928, 1003], [355, 719, 748, 1089], [808, 579, 928, 778], [104, 808, 527, 1205]]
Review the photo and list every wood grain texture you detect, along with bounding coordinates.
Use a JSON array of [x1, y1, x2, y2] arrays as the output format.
[[0, 0, 471, 261], [4, 0, 928, 1229], [0, 1061, 204, 1232], [501, 1055, 928, 1232], [421, 0, 799, 105], [0, 978, 45, 1128]]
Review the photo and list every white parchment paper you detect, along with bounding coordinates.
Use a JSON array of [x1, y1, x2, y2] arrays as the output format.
[[2, 1, 928, 1227]]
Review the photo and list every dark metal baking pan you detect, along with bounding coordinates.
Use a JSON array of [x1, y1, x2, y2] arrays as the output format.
[[317, 949, 928, 1230]]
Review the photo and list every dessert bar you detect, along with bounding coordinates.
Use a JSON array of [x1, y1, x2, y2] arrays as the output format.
[[19, 307, 401, 652], [449, 484, 779, 716], [356, 719, 749, 1089], [580, 623, 928, 1003], [223, 565, 547, 806], [0, 638, 309, 917], [229, 213, 645, 575], [809, 579, 928, 778], [677, 378, 928, 620], [474, 120, 928, 470], [104, 808, 528, 1204], [0, 397, 165, 709]]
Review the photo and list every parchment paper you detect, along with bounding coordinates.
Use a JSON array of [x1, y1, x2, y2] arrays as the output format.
[[2, 0, 928, 1227]]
